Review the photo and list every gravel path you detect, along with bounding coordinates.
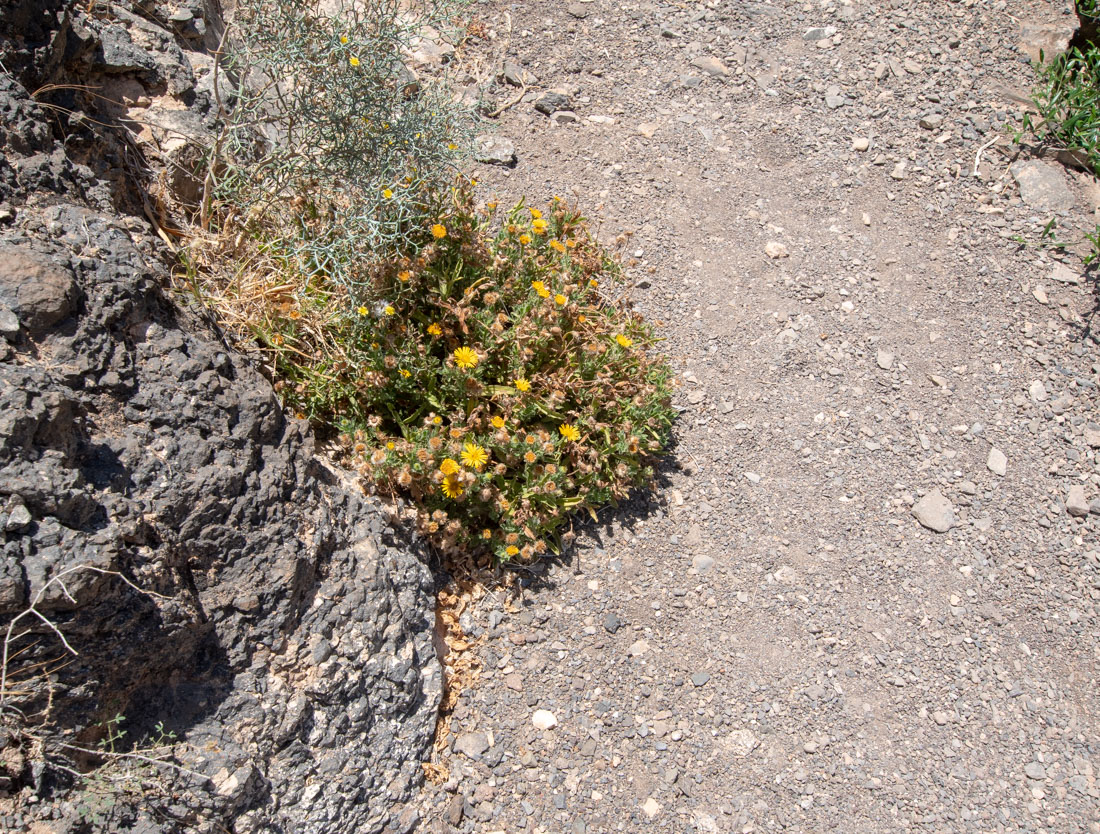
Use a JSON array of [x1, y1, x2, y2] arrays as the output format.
[[415, 2, 1100, 832]]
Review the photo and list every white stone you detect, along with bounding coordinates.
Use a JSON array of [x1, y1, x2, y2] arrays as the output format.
[[987, 447, 1007, 477], [531, 709, 558, 730]]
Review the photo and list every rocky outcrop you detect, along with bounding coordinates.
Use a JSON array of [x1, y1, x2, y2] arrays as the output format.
[[0, 3, 441, 832]]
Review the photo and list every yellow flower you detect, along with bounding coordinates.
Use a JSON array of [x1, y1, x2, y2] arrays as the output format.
[[432, 415, 442, 425], [559, 423, 581, 442], [505, 545, 520, 556], [349, 56, 360, 67], [482, 529, 492, 540], [453, 347, 478, 369], [431, 224, 447, 239], [487, 201, 498, 210], [460, 442, 489, 470], [448, 143, 457, 150], [398, 270, 410, 282], [383, 188, 393, 199], [554, 294, 566, 306], [577, 314, 587, 324], [514, 378, 530, 392], [439, 458, 460, 476], [529, 208, 542, 220], [387, 441, 395, 450], [532, 218, 548, 234], [531, 280, 550, 298], [490, 416, 505, 429], [616, 334, 633, 348], [427, 322, 442, 336], [340, 35, 349, 44], [519, 234, 531, 245], [357, 305, 368, 317], [441, 476, 464, 498], [549, 240, 566, 252], [524, 451, 537, 464], [589, 278, 599, 288], [399, 369, 411, 378], [384, 305, 395, 316]]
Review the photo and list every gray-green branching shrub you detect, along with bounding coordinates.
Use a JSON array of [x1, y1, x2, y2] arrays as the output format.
[[205, 0, 472, 284]]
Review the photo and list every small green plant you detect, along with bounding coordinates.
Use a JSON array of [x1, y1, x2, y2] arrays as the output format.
[[1022, 36, 1100, 177], [199, 179, 676, 559]]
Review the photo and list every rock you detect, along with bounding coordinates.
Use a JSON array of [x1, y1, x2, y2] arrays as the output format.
[[912, 489, 956, 533], [1010, 160, 1074, 211], [765, 241, 789, 258], [1033, 285, 1049, 304], [603, 612, 623, 633], [0, 302, 19, 340], [919, 113, 944, 130], [803, 26, 837, 40], [1019, 20, 1077, 63], [876, 350, 894, 370], [987, 447, 1007, 477], [1067, 485, 1090, 518], [691, 554, 715, 574], [890, 161, 908, 180], [550, 110, 579, 124], [1084, 427, 1100, 448], [3, 496, 32, 532], [1029, 379, 1048, 402], [454, 732, 491, 759], [724, 728, 758, 756], [1050, 262, 1082, 284], [824, 86, 845, 109], [1025, 762, 1047, 780], [853, 136, 870, 151], [692, 56, 729, 77], [474, 134, 516, 167], [637, 122, 659, 138], [534, 89, 572, 115], [567, 3, 589, 19], [690, 672, 711, 687], [628, 639, 650, 657], [532, 710, 558, 730], [641, 797, 661, 818], [0, 245, 78, 335], [500, 62, 538, 87]]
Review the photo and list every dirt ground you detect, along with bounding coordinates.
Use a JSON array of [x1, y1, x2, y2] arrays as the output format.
[[413, 1, 1100, 832]]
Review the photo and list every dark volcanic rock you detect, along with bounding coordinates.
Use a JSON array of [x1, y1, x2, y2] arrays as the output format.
[[0, 4, 441, 834]]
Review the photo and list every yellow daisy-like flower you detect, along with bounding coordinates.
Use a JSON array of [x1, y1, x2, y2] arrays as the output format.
[[524, 451, 537, 464], [514, 378, 530, 392], [432, 415, 442, 425], [441, 476, 464, 498], [529, 208, 542, 220], [340, 35, 349, 44], [398, 270, 410, 282], [399, 369, 411, 378], [531, 280, 550, 299], [554, 294, 567, 306], [532, 218, 548, 234], [288, 310, 302, 320], [349, 56, 360, 67], [453, 347, 478, 369], [460, 442, 489, 471], [357, 305, 368, 317], [487, 200, 498, 210], [616, 334, 633, 348], [384, 305, 395, 316], [482, 529, 492, 540], [383, 188, 393, 199], [589, 278, 599, 288], [505, 545, 520, 556], [439, 458, 460, 476], [427, 322, 442, 336], [386, 441, 395, 450], [431, 224, 447, 239], [559, 423, 581, 442], [549, 240, 566, 253], [490, 416, 505, 429], [577, 314, 587, 323], [519, 233, 531, 245]]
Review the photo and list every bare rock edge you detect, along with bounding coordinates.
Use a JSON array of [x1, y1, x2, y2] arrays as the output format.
[[0, 2, 440, 832]]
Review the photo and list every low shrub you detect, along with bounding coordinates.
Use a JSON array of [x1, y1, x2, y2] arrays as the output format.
[[255, 180, 676, 559]]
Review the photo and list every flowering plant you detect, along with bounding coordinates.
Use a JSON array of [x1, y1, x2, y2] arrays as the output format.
[[268, 179, 676, 559]]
